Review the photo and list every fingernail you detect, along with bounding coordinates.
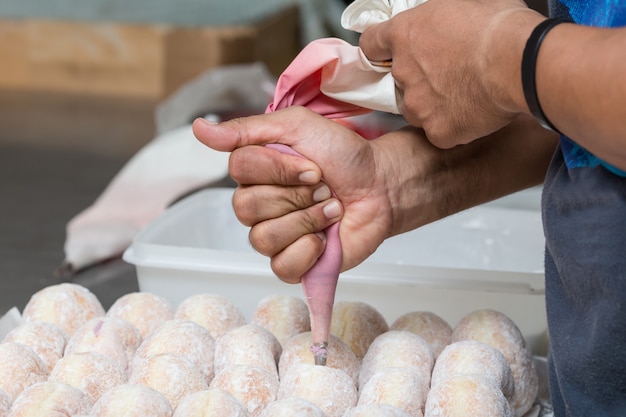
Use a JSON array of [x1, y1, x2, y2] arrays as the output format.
[[315, 232, 326, 243], [203, 114, 220, 124], [195, 116, 218, 125], [323, 200, 341, 219], [313, 184, 331, 202], [299, 170, 319, 184]]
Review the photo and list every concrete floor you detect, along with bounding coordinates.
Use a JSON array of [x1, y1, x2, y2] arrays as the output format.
[[0, 91, 157, 315]]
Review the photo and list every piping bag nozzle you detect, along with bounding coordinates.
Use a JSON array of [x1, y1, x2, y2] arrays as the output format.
[[311, 342, 329, 366]]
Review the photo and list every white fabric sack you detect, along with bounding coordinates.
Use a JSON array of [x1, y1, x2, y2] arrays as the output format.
[[61, 124, 231, 273], [314, 0, 425, 114]]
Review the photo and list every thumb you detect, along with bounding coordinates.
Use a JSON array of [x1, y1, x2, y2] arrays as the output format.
[[192, 114, 277, 152], [192, 107, 339, 154], [358, 20, 394, 64]]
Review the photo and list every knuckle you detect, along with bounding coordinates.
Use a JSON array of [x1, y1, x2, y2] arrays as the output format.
[[231, 189, 257, 226], [248, 222, 277, 257]]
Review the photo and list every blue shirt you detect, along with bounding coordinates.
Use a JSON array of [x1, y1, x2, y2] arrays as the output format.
[[549, 0, 626, 177]]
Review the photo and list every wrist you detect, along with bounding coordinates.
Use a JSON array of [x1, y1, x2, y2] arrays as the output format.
[[479, 9, 546, 115]]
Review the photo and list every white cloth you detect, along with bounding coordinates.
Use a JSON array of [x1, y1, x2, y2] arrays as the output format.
[[62, 124, 230, 272], [60, 64, 277, 274], [316, 0, 425, 114]]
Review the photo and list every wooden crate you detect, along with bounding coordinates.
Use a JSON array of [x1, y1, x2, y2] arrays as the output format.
[[0, 5, 299, 99]]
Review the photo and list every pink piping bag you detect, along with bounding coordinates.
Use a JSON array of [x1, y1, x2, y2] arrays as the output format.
[[264, 38, 376, 365]]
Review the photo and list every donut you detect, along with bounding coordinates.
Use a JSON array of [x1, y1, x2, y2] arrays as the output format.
[[90, 383, 173, 417], [3, 321, 68, 372], [259, 396, 326, 417], [21, 283, 105, 336], [173, 388, 249, 417], [65, 317, 142, 377], [390, 311, 452, 358], [358, 330, 433, 391], [0, 389, 10, 417], [49, 351, 126, 404], [278, 332, 360, 385], [278, 363, 357, 417], [210, 365, 278, 417], [430, 340, 514, 404], [8, 381, 92, 417], [106, 292, 175, 339], [133, 319, 215, 384], [330, 301, 389, 359], [451, 309, 538, 417], [251, 294, 310, 347], [0, 342, 48, 402], [129, 353, 208, 409], [358, 367, 428, 417], [214, 324, 281, 377], [424, 374, 513, 417], [175, 294, 246, 339]]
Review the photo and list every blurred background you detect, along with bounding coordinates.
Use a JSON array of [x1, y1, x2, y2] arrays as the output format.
[[0, 0, 549, 315]]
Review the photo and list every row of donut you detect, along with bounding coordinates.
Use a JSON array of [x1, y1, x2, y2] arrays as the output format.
[[0, 282, 538, 417]]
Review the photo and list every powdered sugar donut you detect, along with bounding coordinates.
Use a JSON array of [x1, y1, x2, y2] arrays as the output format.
[[0, 342, 48, 401], [106, 292, 175, 339], [8, 381, 92, 417], [49, 351, 126, 404], [359, 331, 434, 390], [22, 283, 105, 337], [90, 383, 173, 417], [0, 389, 10, 417], [451, 309, 538, 417], [424, 374, 513, 417], [330, 301, 389, 359], [358, 367, 428, 417], [134, 319, 215, 384], [344, 404, 413, 417], [65, 317, 142, 377], [175, 294, 246, 339], [214, 324, 281, 377], [278, 363, 357, 417], [278, 332, 360, 385], [3, 321, 68, 372], [210, 365, 278, 417], [259, 396, 325, 417], [129, 353, 208, 409], [390, 311, 452, 358], [173, 388, 249, 417], [431, 340, 514, 404], [251, 294, 310, 347]]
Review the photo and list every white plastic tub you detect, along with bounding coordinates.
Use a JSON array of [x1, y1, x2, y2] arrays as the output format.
[[123, 187, 548, 353]]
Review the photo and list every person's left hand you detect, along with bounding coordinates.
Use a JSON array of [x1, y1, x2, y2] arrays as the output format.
[[192, 107, 397, 283]]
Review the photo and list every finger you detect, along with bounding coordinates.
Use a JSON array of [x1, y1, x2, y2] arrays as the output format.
[[359, 20, 394, 63], [270, 233, 327, 284], [192, 106, 329, 152], [233, 183, 332, 226], [248, 198, 343, 258], [229, 145, 322, 186]]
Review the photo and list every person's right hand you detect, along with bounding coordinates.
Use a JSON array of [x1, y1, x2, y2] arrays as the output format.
[[358, 0, 543, 147]]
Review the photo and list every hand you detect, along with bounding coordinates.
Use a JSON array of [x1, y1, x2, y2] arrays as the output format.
[[192, 107, 406, 283], [359, 0, 544, 147]]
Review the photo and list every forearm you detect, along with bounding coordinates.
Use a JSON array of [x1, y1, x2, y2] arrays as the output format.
[[538, 24, 626, 169], [487, 13, 626, 170], [376, 115, 558, 237]]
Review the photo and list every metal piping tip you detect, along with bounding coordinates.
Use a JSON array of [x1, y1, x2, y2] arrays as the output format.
[[310, 342, 328, 366], [369, 59, 392, 68]]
